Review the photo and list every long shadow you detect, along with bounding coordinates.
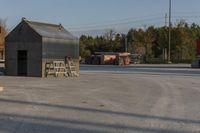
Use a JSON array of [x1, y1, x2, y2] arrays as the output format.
[[0, 98, 199, 125], [0, 116, 108, 133], [0, 113, 190, 133]]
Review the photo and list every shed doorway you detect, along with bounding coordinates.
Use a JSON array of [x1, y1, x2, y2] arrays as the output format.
[[17, 50, 27, 76]]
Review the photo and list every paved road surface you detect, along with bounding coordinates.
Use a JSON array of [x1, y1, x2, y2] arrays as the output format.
[[81, 64, 200, 76], [0, 65, 200, 133]]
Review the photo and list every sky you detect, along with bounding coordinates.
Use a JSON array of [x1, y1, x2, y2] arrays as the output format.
[[1, 0, 200, 36]]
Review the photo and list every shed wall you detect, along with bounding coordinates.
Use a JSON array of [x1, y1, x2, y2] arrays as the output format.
[[42, 37, 79, 59], [5, 21, 42, 77], [41, 37, 79, 77], [6, 42, 42, 76]]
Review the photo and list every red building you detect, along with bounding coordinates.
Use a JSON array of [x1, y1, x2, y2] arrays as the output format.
[[86, 52, 131, 65]]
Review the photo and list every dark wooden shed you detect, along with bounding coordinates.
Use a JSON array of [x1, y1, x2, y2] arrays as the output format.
[[5, 18, 79, 77]]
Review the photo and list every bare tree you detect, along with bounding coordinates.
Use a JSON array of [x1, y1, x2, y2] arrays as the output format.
[[0, 18, 7, 34], [104, 29, 116, 41], [0, 18, 7, 59]]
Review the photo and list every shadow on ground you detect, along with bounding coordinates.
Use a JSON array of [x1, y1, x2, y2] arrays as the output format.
[[0, 113, 190, 133], [0, 98, 199, 133], [0, 98, 199, 124]]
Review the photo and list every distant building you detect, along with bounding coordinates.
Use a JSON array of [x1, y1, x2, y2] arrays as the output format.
[[0, 26, 6, 60], [5, 18, 79, 77], [85, 52, 131, 65]]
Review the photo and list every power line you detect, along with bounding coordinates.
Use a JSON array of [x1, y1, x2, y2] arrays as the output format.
[[70, 21, 165, 32], [172, 15, 200, 18], [173, 11, 200, 14], [69, 16, 164, 30], [67, 12, 200, 28], [69, 15, 200, 31], [66, 13, 165, 28], [69, 14, 200, 33]]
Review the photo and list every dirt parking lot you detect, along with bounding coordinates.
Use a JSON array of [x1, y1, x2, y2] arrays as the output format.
[[0, 71, 200, 133]]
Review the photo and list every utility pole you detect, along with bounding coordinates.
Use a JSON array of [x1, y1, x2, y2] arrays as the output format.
[[168, 0, 172, 63]]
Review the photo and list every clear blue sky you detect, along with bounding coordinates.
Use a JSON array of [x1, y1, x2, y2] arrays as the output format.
[[1, 0, 200, 36]]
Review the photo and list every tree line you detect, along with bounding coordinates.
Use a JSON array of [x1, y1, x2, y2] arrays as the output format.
[[80, 21, 200, 63]]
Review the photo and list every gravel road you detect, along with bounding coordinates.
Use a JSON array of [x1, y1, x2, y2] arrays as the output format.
[[0, 66, 200, 133]]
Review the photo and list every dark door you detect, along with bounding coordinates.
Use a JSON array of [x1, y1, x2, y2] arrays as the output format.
[[17, 50, 27, 76]]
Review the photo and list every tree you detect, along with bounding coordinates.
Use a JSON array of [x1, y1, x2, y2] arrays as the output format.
[[79, 35, 92, 58], [156, 26, 168, 59], [127, 28, 145, 55], [79, 21, 200, 63], [144, 26, 156, 61], [0, 18, 7, 59], [113, 33, 122, 52], [103, 29, 116, 52]]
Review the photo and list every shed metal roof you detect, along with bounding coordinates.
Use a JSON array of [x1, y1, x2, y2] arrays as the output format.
[[24, 19, 76, 40]]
